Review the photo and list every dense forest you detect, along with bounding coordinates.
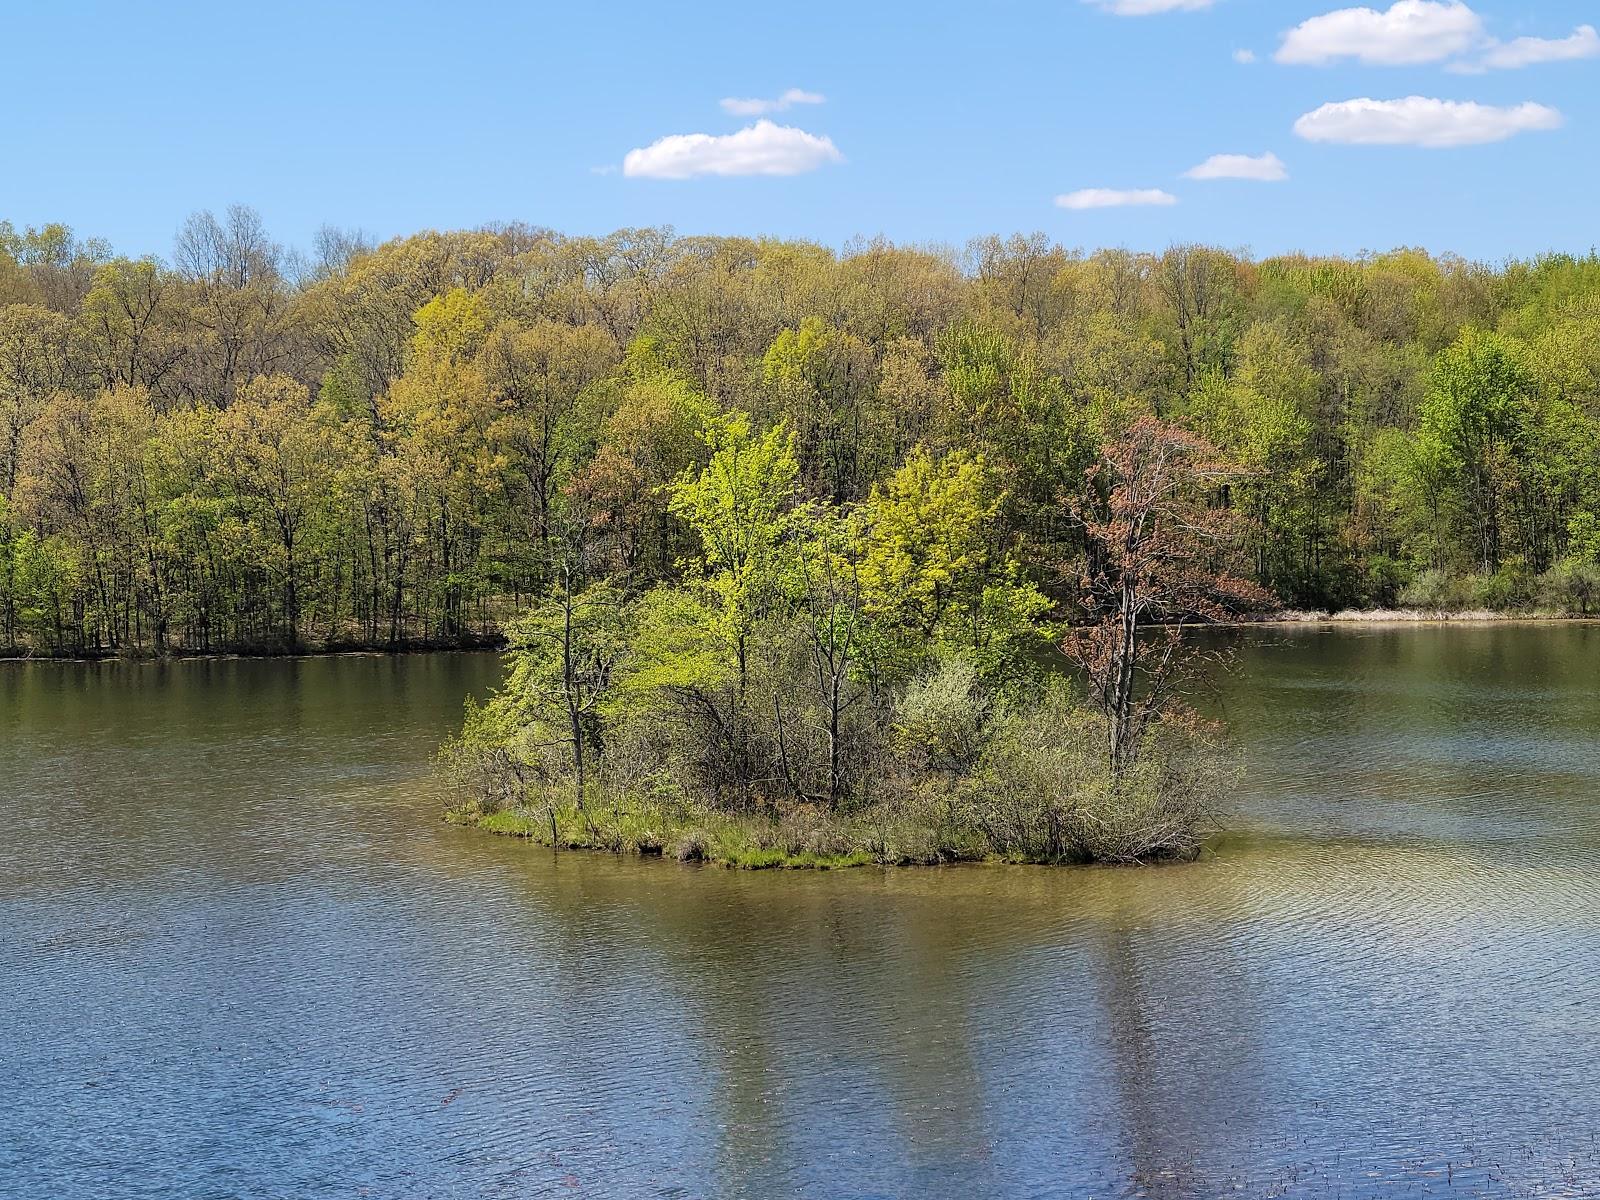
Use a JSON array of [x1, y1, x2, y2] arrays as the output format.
[[3, 209, 1600, 657]]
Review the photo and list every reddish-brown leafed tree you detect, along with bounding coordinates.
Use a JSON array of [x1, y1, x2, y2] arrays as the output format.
[[1063, 416, 1269, 775]]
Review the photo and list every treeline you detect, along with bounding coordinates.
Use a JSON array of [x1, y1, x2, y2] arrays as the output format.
[[4, 209, 1600, 655]]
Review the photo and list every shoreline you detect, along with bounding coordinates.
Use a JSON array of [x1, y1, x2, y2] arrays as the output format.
[[449, 804, 913, 871], [444, 801, 1208, 872], [6, 612, 1597, 664], [0, 637, 507, 665], [7, 611, 1596, 665], [452, 807, 885, 871], [1240, 609, 1600, 627]]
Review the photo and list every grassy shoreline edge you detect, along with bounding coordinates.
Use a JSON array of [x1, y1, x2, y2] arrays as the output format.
[[446, 803, 887, 870], [438, 780, 1209, 876]]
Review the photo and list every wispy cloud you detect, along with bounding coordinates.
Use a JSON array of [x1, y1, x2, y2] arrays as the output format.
[[1277, 1, 1483, 67], [719, 88, 826, 117], [623, 120, 844, 179], [1184, 152, 1288, 181], [1234, 49, 1257, 64], [1293, 96, 1563, 147], [1082, 0, 1213, 14], [1056, 188, 1179, 210]]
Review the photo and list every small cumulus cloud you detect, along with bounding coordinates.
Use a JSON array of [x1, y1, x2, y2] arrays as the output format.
[[1234, 49, 1257, 64], [719, 88, 826, 117], [1277, 2, 1599, 73], [1276, 1, 1483, 67], [1459, 25, 1600, 72], [622, 120, 844, 179], [1184, 152, 1288, 181], [1056, 188, 1179, 210], [1293, 96, 1563, 147], [1082, 0, 1213, 14]]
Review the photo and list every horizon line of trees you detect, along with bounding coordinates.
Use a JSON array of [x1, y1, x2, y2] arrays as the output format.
[[4, 209, 1600, 656]]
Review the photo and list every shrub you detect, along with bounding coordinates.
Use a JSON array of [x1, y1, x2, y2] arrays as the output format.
[[1539, 558, 1600, 615], [1398, 569, 1469, 611], [1075, 716, 1234, 863], [1362, 555, 1408, 609], [953, 685, 1231, 864], [893, 653, 993, 773], [440, 695, 546, 816], [1471, 559, 1535, 611]]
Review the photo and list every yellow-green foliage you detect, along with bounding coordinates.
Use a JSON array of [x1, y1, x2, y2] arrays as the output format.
[[6, 219, 1600, 660]]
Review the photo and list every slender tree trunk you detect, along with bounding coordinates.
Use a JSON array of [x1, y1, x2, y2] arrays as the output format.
[[1109, 576, 1139, 777], [561, 567, 586, 812]]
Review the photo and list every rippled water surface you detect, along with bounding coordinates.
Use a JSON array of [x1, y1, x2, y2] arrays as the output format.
[[4, 628, 1600, 1199]]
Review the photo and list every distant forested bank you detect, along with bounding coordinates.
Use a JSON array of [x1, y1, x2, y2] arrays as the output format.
[[3, 212, 1600, 657]]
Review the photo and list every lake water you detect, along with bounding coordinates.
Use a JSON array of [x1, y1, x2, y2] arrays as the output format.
[[3, 628, 1599, 1199]]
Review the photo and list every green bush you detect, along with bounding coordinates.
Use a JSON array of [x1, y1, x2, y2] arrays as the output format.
[[1471, 559, 1536, 610], [1539, 558, 1600, 615], [1362, 555, 1408, 609], [953, 686, 1230, 864], [1398, 569, 1470, 611], [893, 653, 993, 773]]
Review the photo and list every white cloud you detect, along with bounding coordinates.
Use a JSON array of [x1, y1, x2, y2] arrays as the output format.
[[1184, 152, 1288, 181], [1293, 96, 1563, 147], [1234, 48, 1257, 64], [1277, 1, 1483, 66], [1466, 25, 1600, 72], [1083, 0, 1213, 14], [623, 120, 844, 179], [719, 88, 826, 118], [1056, 188, 1179, 210]]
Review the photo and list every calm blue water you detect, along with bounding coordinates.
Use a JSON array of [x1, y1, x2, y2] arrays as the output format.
[[3, 628, 1599, 1198]]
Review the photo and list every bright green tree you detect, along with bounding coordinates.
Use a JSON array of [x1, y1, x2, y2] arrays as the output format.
[[1416, 328, 1537, 572]]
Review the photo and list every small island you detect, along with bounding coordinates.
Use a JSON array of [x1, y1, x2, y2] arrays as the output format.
[[445, 414, 1253, 868]]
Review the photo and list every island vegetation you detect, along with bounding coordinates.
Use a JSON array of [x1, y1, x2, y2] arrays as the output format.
[[5, 213, 1600, 863], [443, 409, 1259, 867]]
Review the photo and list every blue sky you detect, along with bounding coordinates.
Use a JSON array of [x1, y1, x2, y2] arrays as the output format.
[[3, 0, 1596, 261]]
